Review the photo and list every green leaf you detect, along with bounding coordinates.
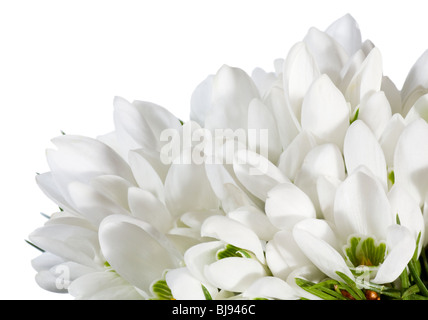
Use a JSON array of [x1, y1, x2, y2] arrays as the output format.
[[295, 278, 345, 300], [25, 239, 45, 252], [408, 259, 428, 297], [296, 280, 340, 300], [201, 284, 212, 300], [420, 249, 428, 279], [336, 271, 366, 300], [396, 213, 401, 225], [388, 170, 395, 185], [405, 231, 428, 297], [413, 232, 422, 261], [400, 267, 410, 291], [402, 294, 428, 300], [40, 212, 51, 219], [350, 107, 359, 124], [402, 284, 420, 299]]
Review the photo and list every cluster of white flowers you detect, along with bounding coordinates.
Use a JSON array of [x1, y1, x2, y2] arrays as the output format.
[[29, 14, 428, 300]]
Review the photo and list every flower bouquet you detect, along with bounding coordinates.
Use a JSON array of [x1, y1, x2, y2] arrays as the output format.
[[28, 14, 428, 300]]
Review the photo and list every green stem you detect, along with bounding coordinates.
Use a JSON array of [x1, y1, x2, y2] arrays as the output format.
[[408, 259, 428, 297], [400, 267, 410, 292], [421, 249, 428, 280]]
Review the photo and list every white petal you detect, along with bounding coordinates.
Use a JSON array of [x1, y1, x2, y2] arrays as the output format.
[[372, 225, 415, 284], [90, 175, 133, 211], [45, 210, 95, 229], [128, 150, 165, 202], [33, 259, 92, 294], [286, 265, 326, 300], [394, 119, 428, 206], [233, 149, 288, 201], [378, 114, 406, 168], [201, 215, 265, 263], [67, 181, 130, 226], [282, 41, 320, 120], [164, 158, 218, 216], [294, 143, 345, 214], [133, 99, 182, 134], [113, 96, 181, 153], [316, 175, 341, 222], [184, 241, 224, 284], [263, 85, 300, 149], [205, 65, 260, 131], [97, 131, 126, 160], [251, 67, 278, 98], [46, 135, 135, 204], [298, 143, 345, 181], [339, 48, 366, 93], [277, 130, 318, 182], [388, 184, 425, 244], [204, 257, 266, 292], [405, 93, 428, 124], [301, 74, 350, 148], [69, 271, 145, 300], [29, 223, 101, 268], [190, 75, 214, 127], [345, 47, 383, 108], [98, 214, 182, 293], [325, 14, 362, 57], [35, 172, 75, 213], [265, 182, 316, 231], [343, 120, 387, 189], [334, 169, 393, 241], [303, 27, 348, 85], [401, 50, 428, 116], [166, 232, 202, 255], [128, 187, 172, 233], [205, 162, 256, 213], [227, 205, 279, 241], [31, 252, 65, 272], [180, 210, 220, 230], [166, 267, 217, 300], [266, 230, 312, 280], [293, 219, 353, 282], [381, 76, 402, 115], [34, 269, 68, 293], [247, 98, 282, 164], [243, 276, 298, 300], [358, 91, 392, 139], [132, 148, 170, 183]]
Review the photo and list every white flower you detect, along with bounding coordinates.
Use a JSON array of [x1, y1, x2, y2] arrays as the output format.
[[293, 167, 418, 285], [30, 100, 221, 299], [182, 215, 268, 296], [30, 13, 428, 300], [97, 214, 183, 297]]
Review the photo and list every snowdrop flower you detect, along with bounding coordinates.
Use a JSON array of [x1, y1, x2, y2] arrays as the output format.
[[194, 15, 397, 223], [30, 99, 221, 299], [293, 167, 420, 286], [30, 12, 428, 300], [190, 14, 394, 165], [180, 215, 270, 298]]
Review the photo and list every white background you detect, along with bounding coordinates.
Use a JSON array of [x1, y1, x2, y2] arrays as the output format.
[[1, 0, 428, 300]]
